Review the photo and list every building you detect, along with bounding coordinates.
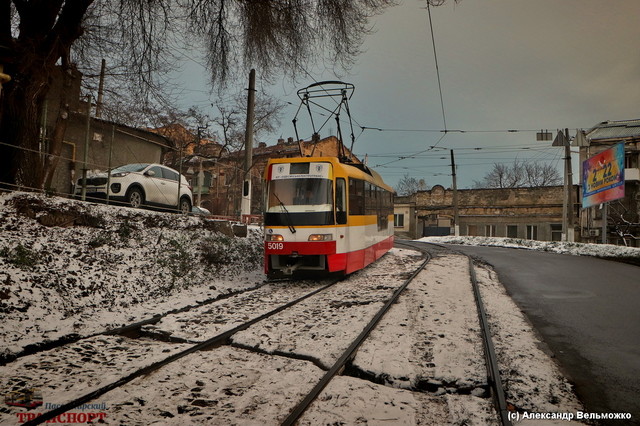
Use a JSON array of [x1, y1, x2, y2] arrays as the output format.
[[395, 184, 579, 241], [41, 68, 173, 195], [580, 119, 640, 246], [393, 196, 417, 239]]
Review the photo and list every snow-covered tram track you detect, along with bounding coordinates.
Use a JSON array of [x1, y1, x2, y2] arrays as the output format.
[[5, 245, 584, 425], [7, 248, 426, 425], [396, 240, 512, 426], [280, 246, 432, 425], [18, 279, 342, 426], [1, 281, 273, 365]]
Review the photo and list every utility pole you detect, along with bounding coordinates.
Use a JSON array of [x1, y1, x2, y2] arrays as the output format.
[[196, 126, 206, 208], [241, 69, 256, 221], [80, 95, 91, 201], [196, 157, 203, 207], [450, 149, 460, 236], [553, 129, 575, 242], [565, 128, 574, 242]]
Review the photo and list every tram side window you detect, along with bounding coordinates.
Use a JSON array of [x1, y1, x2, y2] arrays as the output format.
[[349, 178, 365, 215], [336, 178, 347, 224], [365, 182, 375, 215]]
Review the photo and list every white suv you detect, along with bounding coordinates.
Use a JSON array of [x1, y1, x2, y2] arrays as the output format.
[[75, 163, 193, 213]]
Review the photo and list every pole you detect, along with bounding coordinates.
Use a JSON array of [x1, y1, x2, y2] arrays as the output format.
[[450, 149, 460, 236], [602, 203, 608, 244], [241, 69, 256, 220], [564, 128, 574, 242], [177, 142, 183, 212], [197, 157, 203, 207], [106, 125, 114, 205], [80, 95, 91, 201]]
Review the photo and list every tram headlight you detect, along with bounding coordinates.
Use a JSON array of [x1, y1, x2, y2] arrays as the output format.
[[308, 234, 333, 241], [266, 234, 284, 242]]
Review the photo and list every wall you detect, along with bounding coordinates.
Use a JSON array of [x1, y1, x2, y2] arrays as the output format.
[[410, 185, 577, 242], [50, 114, 171, 195], [393, 199, 415, 238]]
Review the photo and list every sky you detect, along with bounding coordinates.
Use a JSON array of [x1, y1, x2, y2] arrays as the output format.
[[174, 0, 640, 189]]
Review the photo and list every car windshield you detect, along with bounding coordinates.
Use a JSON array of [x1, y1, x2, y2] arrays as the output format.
[[267, 178, 332, 213], [112, 163, 149, 173]]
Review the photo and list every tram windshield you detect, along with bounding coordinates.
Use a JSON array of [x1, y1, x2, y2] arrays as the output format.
[[267, 178, 333, 213]]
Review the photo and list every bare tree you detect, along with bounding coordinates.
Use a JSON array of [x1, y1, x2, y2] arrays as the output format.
[[608, 199, 640, 247], [396, 174, 427, 196], [212, 91, 285, 155], [474, 160, 562, 189], [0, 0, 397, 190]]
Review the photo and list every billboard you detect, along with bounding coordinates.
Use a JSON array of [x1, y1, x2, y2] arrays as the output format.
[[582, 143, 625, 208]]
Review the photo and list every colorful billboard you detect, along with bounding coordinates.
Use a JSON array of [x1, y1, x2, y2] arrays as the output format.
[[582, 143, 625, 208]]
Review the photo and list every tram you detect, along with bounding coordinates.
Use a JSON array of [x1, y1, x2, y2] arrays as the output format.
[[263, 156, 394, 277]]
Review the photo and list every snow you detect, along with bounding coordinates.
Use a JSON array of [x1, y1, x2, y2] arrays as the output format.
[[0, 192, 595, 424], [417, 235, 640, 263]]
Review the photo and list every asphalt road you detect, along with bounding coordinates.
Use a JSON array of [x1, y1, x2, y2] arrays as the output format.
[[429, 244, 640, 424]]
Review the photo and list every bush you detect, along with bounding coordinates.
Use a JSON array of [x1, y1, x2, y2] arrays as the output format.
[[0, 244, 39, 269]]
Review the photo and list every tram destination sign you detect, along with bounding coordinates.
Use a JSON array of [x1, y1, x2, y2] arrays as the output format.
[[582, 143, 625, 208]]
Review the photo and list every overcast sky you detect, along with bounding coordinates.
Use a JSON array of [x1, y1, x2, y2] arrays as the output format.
[[177, 0, 640, 189]]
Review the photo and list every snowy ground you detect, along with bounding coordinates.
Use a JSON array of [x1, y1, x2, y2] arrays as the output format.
[[417, 235, 640, 265], [0, 192, 600, 424]]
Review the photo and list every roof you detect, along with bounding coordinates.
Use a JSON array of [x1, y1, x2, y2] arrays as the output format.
[[70, 111, 173, 150], [586, 119, 640, 141]]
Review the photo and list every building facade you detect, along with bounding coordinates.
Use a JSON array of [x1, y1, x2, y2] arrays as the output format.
[[395, 184, 579, 242], [580, 119, 640, 246], [41, 69, 173, 195]]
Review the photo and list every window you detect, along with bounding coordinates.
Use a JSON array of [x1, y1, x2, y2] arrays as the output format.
[[290, 162, 310, 174], [394, 214, 404, 227], [264, 178, 334, 226], [336, 178, 347, 224], [624, 152, 638, 169], [485, 225, 496, 237], [161, 167, 179, 181], [526, 225, 538, 240], [507, 225, 518, 238], [267, 178, 333, 212], [550, 224, 562, 241], [349, 178, 365, 215]]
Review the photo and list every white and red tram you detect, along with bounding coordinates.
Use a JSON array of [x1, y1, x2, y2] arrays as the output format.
[[263, 156, 394, 277]]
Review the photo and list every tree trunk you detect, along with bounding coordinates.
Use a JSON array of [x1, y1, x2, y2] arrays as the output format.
[[0, 0, 92, 190], [0, 63, 50, 190], [43, 59, 76, 190]]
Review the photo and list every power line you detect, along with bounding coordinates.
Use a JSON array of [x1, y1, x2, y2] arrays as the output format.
[[360, 126, 534, 134], [373, 133, 448, 168], [426, 1, 447, 135]]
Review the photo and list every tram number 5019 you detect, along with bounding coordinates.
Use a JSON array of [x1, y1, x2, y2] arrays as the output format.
[[266, 242, 284, 251]]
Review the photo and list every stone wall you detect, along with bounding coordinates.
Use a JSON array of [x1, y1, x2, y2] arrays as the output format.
[[411, 185, 579, 241]]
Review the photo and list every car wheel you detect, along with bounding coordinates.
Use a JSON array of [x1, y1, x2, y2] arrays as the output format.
[[179, 197, 191, 214], [127, 187, 144, 209]]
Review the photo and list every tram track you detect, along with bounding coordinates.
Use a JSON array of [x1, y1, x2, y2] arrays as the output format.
[[280, 247, 432, 425], [10, 248, 424, 425], [396, 240, 512, 426], [0, 281, 273, 366], [21, 279, 342, 426], [10, 244, 523, 425]]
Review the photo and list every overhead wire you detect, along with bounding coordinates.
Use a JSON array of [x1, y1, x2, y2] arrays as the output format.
[[426, 0, 447, 136]]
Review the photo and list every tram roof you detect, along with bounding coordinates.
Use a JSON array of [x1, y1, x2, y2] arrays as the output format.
[[266, 156, 394, 193]]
